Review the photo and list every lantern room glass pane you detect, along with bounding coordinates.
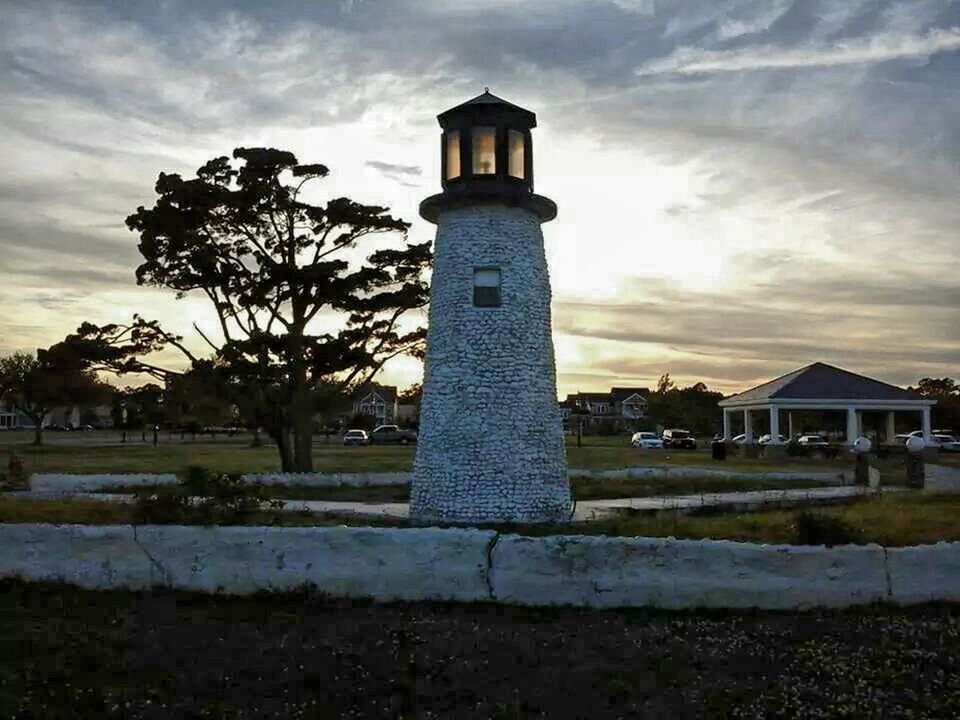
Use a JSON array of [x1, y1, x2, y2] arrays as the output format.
[[472, 127, 496, 174], [445, 130, 461, 180], [508, 130, 525, 179]]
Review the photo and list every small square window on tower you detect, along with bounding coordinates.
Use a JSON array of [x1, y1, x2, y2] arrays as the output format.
[[473, 268, 501, 307]]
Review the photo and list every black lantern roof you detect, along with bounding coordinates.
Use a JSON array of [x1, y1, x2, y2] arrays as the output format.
[[420, 90, 556, 224], [436, 90, 537, 128]]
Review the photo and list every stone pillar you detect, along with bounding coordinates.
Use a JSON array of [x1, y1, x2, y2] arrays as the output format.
[[846, 407, 858, 446], [885, 411, 896, 444], [722, 409, 731, 441], [922, 406, 933, 445]]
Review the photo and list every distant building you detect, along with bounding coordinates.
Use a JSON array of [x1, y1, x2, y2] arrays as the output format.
[[562, 387, 649, 433], [352, 384, 398, 427]]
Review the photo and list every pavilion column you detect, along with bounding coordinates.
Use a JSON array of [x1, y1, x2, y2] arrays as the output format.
[[743, 409, 753, 443], [722, 409, 732, 441], [922, 406, 933, 444], [846, 407, 859, 446], [788, 411, 795, 440], [768, 406, 782, 442], [885, 411, 896, 443]]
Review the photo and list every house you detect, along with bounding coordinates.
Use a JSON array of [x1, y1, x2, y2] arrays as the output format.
[[0, 409, 32, 429], [562, 387, 650, 433], [351, 384, 398, 427]]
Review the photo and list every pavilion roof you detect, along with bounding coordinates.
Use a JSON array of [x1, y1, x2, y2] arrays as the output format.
[[722, 362, 922, 403]]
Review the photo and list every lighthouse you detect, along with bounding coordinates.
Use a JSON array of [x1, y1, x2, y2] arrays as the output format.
[[410, 90, 571, 523]]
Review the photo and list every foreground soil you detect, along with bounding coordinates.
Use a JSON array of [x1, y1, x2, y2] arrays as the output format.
[[2, 581, 959, 719]]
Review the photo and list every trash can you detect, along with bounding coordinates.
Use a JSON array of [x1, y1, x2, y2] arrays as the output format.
[[711, 439, 727, 461]]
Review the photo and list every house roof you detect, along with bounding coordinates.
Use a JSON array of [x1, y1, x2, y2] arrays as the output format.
[[354, 383, 398, 402], [722, 362, 922, 403], [610, 387, 650, 402]]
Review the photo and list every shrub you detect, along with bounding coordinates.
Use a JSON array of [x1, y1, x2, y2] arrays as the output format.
[[133, 471, 283, 525], [792, 511, 863, 546], [132, 488, 193, 525]]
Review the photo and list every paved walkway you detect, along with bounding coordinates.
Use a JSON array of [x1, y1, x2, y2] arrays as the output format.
[[7, 485, 904, 523]]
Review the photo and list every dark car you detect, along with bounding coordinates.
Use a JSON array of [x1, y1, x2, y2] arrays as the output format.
[[661, 428, 697, 450], [369, 425, 418, 445]]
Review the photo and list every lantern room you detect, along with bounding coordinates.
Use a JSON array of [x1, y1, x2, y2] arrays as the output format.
[[419, 89, 557, 224]]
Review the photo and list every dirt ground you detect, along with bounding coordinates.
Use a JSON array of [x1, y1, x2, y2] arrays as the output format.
[[3, 580, 959, 719]]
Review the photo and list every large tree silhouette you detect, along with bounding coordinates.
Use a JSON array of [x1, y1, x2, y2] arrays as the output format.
[[70, 148, 430, 471]]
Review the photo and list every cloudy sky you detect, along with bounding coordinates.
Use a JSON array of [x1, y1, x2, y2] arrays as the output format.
[[1, 0, 958, 396]]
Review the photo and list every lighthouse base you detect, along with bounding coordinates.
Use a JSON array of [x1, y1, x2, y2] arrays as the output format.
[[410, 206, 571, 524]]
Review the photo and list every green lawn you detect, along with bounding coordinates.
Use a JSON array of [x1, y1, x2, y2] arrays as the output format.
[[1, 433, 856, 476], [3, 492, 958, 547]]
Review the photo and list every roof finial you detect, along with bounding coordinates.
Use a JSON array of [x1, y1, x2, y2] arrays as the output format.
[[484, 86, 490, 93]]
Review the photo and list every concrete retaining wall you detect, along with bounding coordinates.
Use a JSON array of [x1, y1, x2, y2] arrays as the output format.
[[0, 524, 494, 601], [30, 474, 178, 493], [2, 523, 958, 609], [243, 472, 410, 487], [491, 535, 888, 609]]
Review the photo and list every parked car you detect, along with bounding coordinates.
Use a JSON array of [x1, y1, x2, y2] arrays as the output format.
[[369, 424, 418, 445], [797, 434, 830, 448], [342, 429, 369, 446], [661, 428, 696, 450], [631, 431, 664, 449], [900, 431, 944, 448], [758, 434, 787, 445], [934, 434, 960, 452]]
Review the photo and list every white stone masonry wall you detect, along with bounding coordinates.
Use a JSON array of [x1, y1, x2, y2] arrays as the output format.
[[411, 206, 571, 523]]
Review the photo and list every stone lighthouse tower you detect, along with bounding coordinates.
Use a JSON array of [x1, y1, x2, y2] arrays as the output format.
[[410, 90, 571, 524]]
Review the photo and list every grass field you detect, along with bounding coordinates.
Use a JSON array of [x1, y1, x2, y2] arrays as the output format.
[[3, 492, 958, 547], [2, 579, 959, 718], [0, 432, 860, 475]]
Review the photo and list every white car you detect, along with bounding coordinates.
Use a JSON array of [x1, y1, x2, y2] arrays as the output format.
[[934, 434, 960, 452], [901, 431, 948, 449], [758, 434, 787, 445], [631, 431, 664, 449], [342, 429, 369, 446], [797, 435, 830, 448]]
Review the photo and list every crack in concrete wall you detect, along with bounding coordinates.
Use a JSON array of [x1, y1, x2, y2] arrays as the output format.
[[131, 525, 171, 587]]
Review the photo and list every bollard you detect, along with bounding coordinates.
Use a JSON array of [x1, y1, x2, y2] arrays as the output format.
[[852, 436, 872, 486], [905, 436, 925, 488]]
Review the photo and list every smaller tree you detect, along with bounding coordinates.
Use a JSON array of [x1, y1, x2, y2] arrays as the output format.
[[0, 351, 109, 445]]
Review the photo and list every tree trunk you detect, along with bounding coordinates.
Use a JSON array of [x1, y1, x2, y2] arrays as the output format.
[[274, 427, 294, 472], [32, 426, 43, 446], [292, 408, 314, 472], [289, 356, 314, 473]]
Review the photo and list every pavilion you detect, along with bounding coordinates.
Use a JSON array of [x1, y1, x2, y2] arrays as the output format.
[[719, 362, 936, 445]]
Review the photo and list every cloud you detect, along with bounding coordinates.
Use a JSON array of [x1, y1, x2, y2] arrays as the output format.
[[637, 27, 960, 76], [0, 0, 958, 397], [365, 160, 423, 186]]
